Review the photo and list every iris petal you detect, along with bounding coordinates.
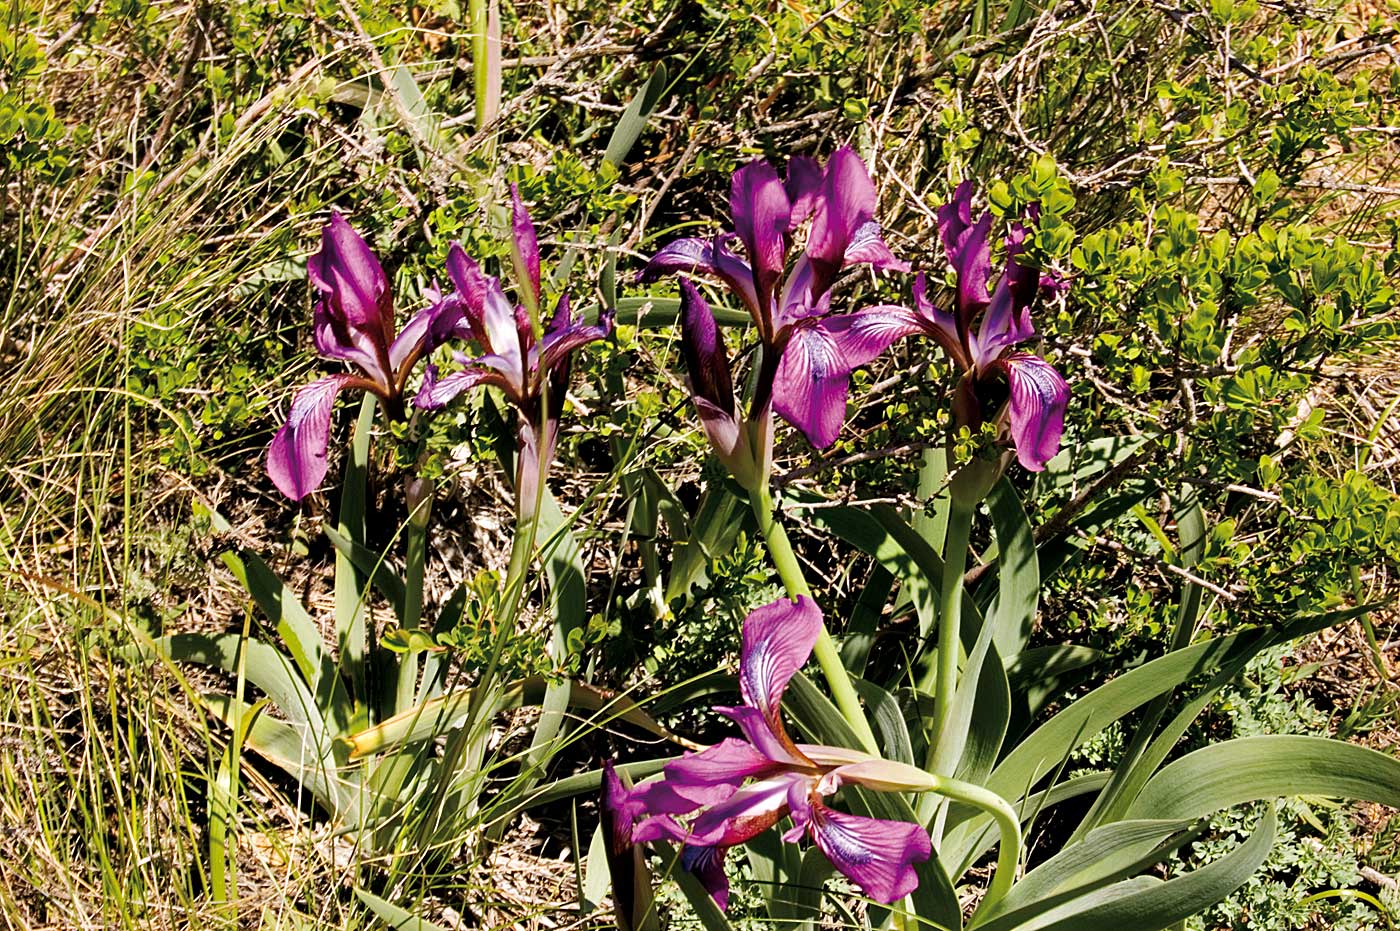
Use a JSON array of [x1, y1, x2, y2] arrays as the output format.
[[806, 802, 932, 905], [266, 374, 357, 501], [772, 322, 851, 449], [990, 351, 1069, 472]]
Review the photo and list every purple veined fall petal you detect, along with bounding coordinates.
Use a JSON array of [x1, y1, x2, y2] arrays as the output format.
[[635, 237, 718, 283], [312, 299, 394, 387], [681, 845, 731, 911], [804, 801, 932, 905], [737, 594, 823, 724], [508, 183, 542, 310], [843, 219, 910, 273], [729, 159, 792, 309], [974, 223, 1039, 366], [822, 304, 929, 370], [308, 213, 393, 344], [387, 294, 465, 374], [785, 155, 824, 230], [677, 278, 735, 419], [685, 774, 805, 848], [266, 374, 357, 501], [989, 351, 1070, 472], [772, 321, 853, 449], [805, 146, 878, 298], [412, 362, 509, 411]]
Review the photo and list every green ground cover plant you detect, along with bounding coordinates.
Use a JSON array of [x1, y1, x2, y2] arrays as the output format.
[[2, 0, 1399, 928]]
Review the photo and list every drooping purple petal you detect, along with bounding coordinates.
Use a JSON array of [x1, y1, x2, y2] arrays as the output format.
[[785, 155, 824, 229], [308, 213, 393, 344], [974, 223, 1038, 366], [636, 236, 762, 324], [387, 294, 465, 373], [772, 322, 852, 449], [739, 595, 823, 725], [412, 362, 508, 410], [730, 160, 792, 310], [660, 738, 782, 803], [266, 374, 356, 501], [822, 305, 929, 370], [508, 183, 542, 310], [937, 183, 994, 328], [805, 147, 878, 298], [990, 351, 1069, 472], [537, 311, 613, 383], [843, 219, 909, 273], [715, 704, 811, 769], [682, 845, 731, 911], [678, 278, 735, 419], [805, 802, 932, 904]]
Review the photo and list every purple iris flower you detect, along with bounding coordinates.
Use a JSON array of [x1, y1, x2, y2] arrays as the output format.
[[414, 185, 613, 514], [829, 182, 1070, 471], [610, 595, 934, 908], [266, 213, 463, 500], [639, 147, 910, 451]]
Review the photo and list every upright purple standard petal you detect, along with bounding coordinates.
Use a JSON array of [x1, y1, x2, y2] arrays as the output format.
[[806, 147, 878, 298], [445, 243, 525, 393], [308, 213, 394, 346], [730, 160, 793, 310], [991, 352, 1070, 472], [677, 278, 735, 418], [772, 322, 852, 449], [804, 802, 932, 904], [509, 183, 542, 310], [974, 223, 1039, 365], [387, 294, 464, 374], [267, 374, 356, 500], [785, 155, 824, 229], [537, 298, 614, 375], [937, 183, 994, 327]]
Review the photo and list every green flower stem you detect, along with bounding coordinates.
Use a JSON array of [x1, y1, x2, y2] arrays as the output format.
[[928, 775, 1022, 924], [394, 484, 432, 713], [750, 482, 879, 755], [931, 493, 976, 761]]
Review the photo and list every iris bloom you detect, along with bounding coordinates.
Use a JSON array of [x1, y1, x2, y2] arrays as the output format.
[[640, 147, 910, 452], [834, 182, 1069, 471], [414, 185, 613, 514], [613, 595, 934, 908], [267, 213, 462, 500]]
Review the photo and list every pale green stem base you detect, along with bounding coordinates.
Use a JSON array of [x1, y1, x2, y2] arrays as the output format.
[[935, 774, 1021, 924], [750, 483, 879, 755]]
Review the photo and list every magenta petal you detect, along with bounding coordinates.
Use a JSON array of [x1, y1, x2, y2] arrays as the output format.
[[387, 295, 464, 372], [714, 704, 810, 768], [678, 278, 735, 418], [636, 237, 719, 283], [266, 374, 356, 501], [308, 212, 392, 336], [937, 183, 994, 326], [843, 219, 909, 273], [663, 738, 781, 801], [537, 304, 613, 375], [509, 183, 542, 307], [772, 322, 851, 449], [739, 594, 823, 723], [785, 155, 824, 229], [413, 363, 505, 410], [730, 159, 792, 307], [687, 774, 804, 847], [975, 223, 1038, 365], [806, 147, 877, 296], [807, 802, 932, 904], [445, 243, 520, 367], [682, 846, 731, 911], [823, 305, 929, 369], [991, 351, 1069, 471], [313, 299, 393, 386]]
